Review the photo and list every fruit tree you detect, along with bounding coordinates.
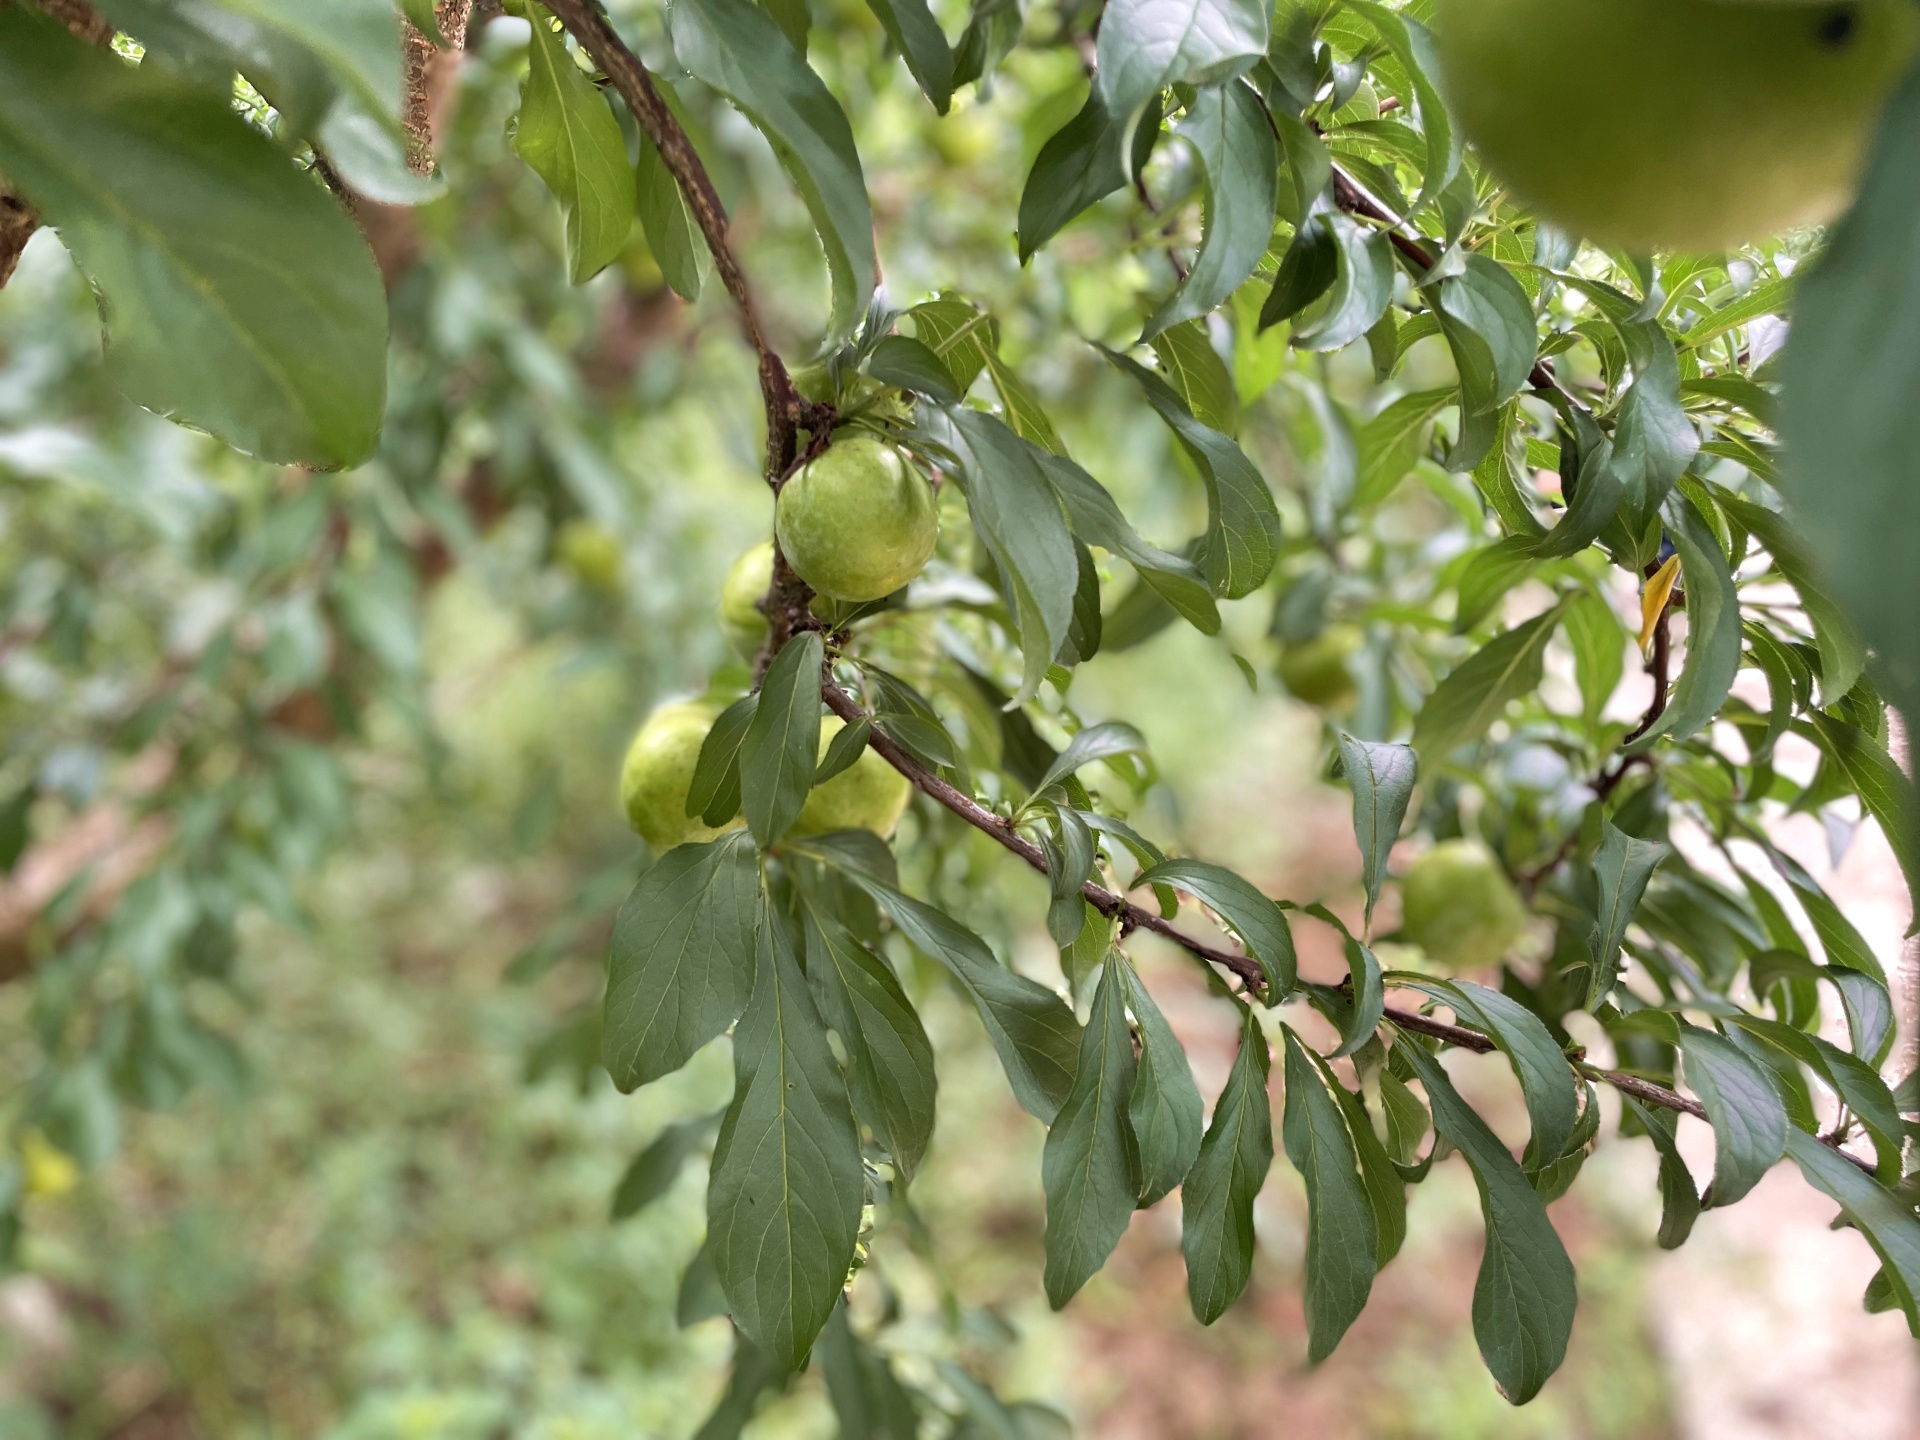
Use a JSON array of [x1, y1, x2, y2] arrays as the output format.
[[3, 0, 1920, 1428]]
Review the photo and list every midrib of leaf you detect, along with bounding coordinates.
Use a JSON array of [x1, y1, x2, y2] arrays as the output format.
[[0, 117, 318, 433]]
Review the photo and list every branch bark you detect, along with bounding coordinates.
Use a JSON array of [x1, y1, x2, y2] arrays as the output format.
[[542, 0, 806, 482]]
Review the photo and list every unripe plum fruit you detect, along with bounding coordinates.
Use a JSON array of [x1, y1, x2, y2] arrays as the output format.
[[619, 701, 742, 851], [1435, 0, 1919, 250], [775, 435, 938, 604]]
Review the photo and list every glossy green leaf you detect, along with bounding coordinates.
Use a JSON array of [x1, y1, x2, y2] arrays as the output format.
[[1339, 3, 1458, 208], [1395, 1042, 1576, 1406], [1291, 214, 1395, 353], [517, 7, 637, 284], [1018, 82, 1129, 261], [1623, 1097, 1701, 1249], [1436, 979, 1578, 1167], [1096, 0, 1268, 144], [1103, 349, 1281, 600], [672, 0, 876, 340], [801, 901, 937, 1182], [709, 905, 864, 1371], [602, 833, 762, 1091], [1142, 81, 1276, 342], [1411, 603, 1563, 759], [0, 11, 387, 468], [687, 695, 757, 827], [1150, 320, 1240, 437], [1727, 1015, 1903, 1181], [1335, 734, 1415, 931], [1280, 1027, 1377, 1361], [1679, 1024, 1787, 1209], [1430, 253, 1538, 455], [833, 870, 1080, 1122], [868, 335, 962, 403], [862, 0, 953, 113], [1259, 217, 1339, 330], [1181, 1006, 1273, 1323], [1122, 959, 1204, 1207], [1043, 957, 1141, 1306], [1785, 1128, 1920, 1337], [1587, 821, 1668, 1009], [1036, 451, 1221, 635], [1024, 721, 1147, 805], [1626, 490, 1740, 751], [1131, 858, 1296, 998], [739, 632, 823, 845]]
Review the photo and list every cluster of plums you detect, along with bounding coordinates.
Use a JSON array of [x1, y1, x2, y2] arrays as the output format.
[[619, 435, 939, 851]]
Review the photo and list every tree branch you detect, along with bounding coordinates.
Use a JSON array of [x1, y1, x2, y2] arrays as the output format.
[[542, 0, 807, 481]]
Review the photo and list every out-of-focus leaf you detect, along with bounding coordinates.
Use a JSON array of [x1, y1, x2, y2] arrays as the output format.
[[1411, 603, 1564, 759], [1018, 82, 1129, 261], [819, 1305, 919, 1439], [1356, 388, 1451, 507], [0, 11, 387, 468], [862, 0, 953, 113], [611, 1110, 723, 1218], [636, 87, 709, 301], [1717, 492, 1863, 705], [602, 833, 762, 1092]]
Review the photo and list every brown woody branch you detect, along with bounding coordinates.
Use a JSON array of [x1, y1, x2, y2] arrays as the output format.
[[541, 0, 807, 483]]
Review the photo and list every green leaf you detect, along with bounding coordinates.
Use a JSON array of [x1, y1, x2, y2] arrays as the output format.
[[1453, 535, 1537, 634], [687, 695, 757, 827], [1626, 490, 1741, 751], [861, 0, 953, 113], [739, 632, 823, 845], [1259, 218, 1338, 330], [1411, 603, 1564, 759], [1290, 215, 1394, 354], [1338, 3, 1458, 208], [1586, 821, 1668, 1009], [1356, 388, 1452, 508], [1726, 1015, 1903, 1181], [1436, 979, 1579, 1168], [1024, 721, 1147, 805], [1335, 734, 1415, 931], [1103, 349, 1281, 599], [1132, 858, 1296, 997], [671, 0, 876, 340], [1018, 82, 1129, 261], [1430, 253, 1538, 456], [1096, 0, 1268, 144], [1181, 1005, 1273, 1323], [1395, 1041, 1576, 1406], [1121, 959, 1204, 1207], [801, 900, 937, 1182], [1609, 321, 1699, 532], [935, 408, 1078, 705], [1042, 957, 1142, 1306], [1622, 1097, 1701, 1250], [823, 865, 1080, 1122], [1679, 1024, 1787, 1209], [1329, 935, 1385, 1059], [709, 904, 865, 1371], [1150, 320, 1240, 437], [819, 1305, 919, 1440], [211, 0, 404, 123], [690, 1331, 788, 1439], [602, 833, 762, 1091], [812, 715, 872, 788], [985, 352, 1067, 456], [1035, 451, 1221, 635], [868, 335, 962, 403], [1142, 81, 1276, 342], [516, 7, 637, 284], [1321, 1061, 1408, 1267], [1802, 711, 1920, 927], [909, 296, 995, 390], [636, 88, 709, 302], [0, 11, 387, 468], [611, 1109, 723, 1218], [1563, 590, 1625, 739], [1785, 1128, 1920, 1337], [1280, 1027, 1377, 1361], [1716, 492, 1864, 705]]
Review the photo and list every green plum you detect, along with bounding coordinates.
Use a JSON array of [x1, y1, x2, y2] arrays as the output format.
[[719, 540, 773, 659], [775, 435, 938, 603], [1435, 0, 1920, 250], [619, 701, 742, 851], [1399, 839, 1530, 972], [792, 717, 913, 838]]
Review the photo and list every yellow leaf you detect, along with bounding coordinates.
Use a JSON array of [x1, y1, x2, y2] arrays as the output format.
[[1639, 554, 1681, 656]]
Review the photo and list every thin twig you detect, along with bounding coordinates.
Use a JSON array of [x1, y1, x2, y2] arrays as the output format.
[[543, 0, 806, 481]]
